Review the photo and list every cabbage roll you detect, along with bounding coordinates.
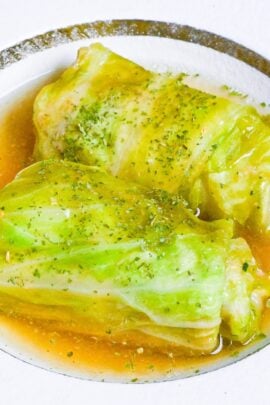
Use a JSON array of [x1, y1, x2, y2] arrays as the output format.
[[34, 43, 270, 236], [0, 160, 263, 353]]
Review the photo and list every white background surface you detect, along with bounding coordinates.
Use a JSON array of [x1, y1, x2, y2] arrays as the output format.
[[0, 0, 270, 404]]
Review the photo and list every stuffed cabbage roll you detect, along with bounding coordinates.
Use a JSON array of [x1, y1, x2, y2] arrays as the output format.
[[0, 160, 263, 353], [34, 43, 270, 236]]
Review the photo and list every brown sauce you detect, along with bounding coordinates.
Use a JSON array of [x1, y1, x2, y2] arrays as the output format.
[[243, 233, 270, 273], [0, 91, 35, 187], [0, 311, 247, 382], [0, 84, 269, 381]]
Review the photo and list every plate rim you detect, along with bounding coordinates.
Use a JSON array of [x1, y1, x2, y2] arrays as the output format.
[[0, 19, 270, 76]]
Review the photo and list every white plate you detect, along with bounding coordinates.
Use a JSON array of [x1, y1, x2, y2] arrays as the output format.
[[0, 20, 270, 385]]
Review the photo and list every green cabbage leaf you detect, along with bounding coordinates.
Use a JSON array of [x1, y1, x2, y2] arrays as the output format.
[[34, 43, 270, 236], [0, 160, 263, 352]]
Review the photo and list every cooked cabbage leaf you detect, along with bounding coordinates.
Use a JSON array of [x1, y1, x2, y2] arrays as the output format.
[[34, 43, 270, 236], [0, 160, 263, 352]]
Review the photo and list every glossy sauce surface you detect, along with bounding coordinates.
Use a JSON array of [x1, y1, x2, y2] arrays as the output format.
[[0, 92, 35, 187], [0, 85, 269, 382]]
